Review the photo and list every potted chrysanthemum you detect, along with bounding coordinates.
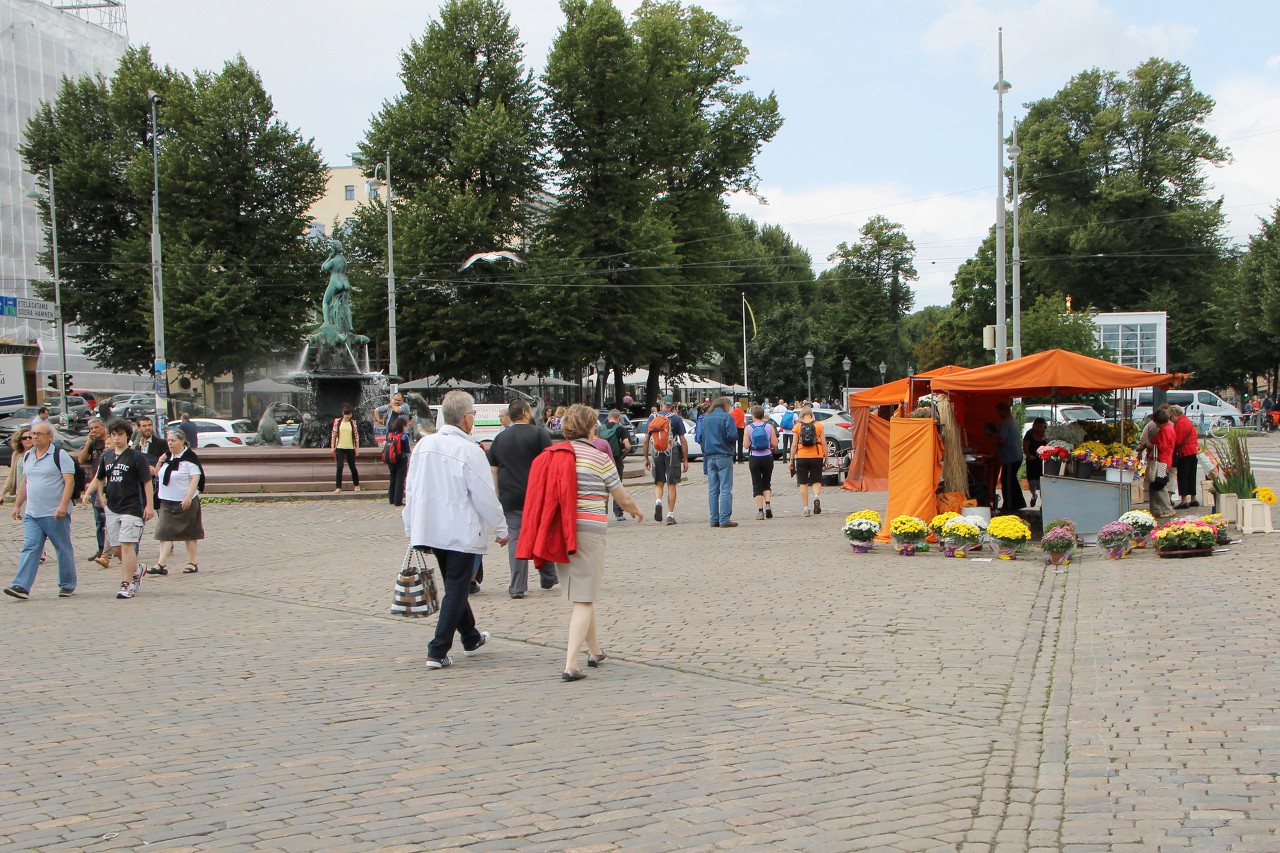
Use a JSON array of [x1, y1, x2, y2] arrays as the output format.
[[842, 510, 882, 553], [988, 515, 1031, 559], [1150, 519, 1217, 557], [1199, 513, 1233, 545], [1040, 525, 1077, 567], [940, 517, 982, 557], [1096, 521, 1135, 559], [929, 511, 959, 538], [1119, 510, 1156, 548], [888, 515, 928, 556]]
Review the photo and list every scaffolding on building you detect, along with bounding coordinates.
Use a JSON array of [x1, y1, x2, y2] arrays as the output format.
[[44, 0, 126, 35]]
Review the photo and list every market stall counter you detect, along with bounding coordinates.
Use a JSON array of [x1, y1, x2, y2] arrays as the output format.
[[1040, 474, 1131, 542]]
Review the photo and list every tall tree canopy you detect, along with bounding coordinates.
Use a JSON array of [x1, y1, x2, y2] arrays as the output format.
[[22, 47, 326, 414]]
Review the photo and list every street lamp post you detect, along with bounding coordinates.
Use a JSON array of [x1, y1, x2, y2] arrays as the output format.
[[842, 356, 851, 405], [803, 350, 814, 403], [595, 357, 607, 409], [148, 89, 168, 431], [368, 151, 398, 390], [1008, 122, 1023, 360], [28, 167, 69, 428], [879, 360, 887, 385], [993, 29, 1011, 364]]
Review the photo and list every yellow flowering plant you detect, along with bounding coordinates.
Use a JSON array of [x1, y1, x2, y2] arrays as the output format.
[[1253, 486, 1277, 505], [1150, 520, 1216, 551], [987, 515, 1031, 544], [845, 509, 882, 524], [941, 518, 981, 544], [888, 515, 928, 544], [929, 511, 960, 536]]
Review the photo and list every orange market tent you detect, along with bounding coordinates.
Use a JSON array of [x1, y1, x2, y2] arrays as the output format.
[[927, 349, 1179, 397], [843, 365, 969, 493]]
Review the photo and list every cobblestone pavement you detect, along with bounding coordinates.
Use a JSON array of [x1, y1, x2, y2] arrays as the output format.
[[2, 439, 1279, 852]]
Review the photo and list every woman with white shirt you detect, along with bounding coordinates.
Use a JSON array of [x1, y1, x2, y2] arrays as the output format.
[[147, 428, 205, 576]]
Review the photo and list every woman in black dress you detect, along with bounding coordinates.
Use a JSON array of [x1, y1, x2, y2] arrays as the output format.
[[1022, 417, 1047, 508]]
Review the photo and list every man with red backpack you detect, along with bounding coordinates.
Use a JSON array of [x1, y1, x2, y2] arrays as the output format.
[[642, 397, 688, 525]]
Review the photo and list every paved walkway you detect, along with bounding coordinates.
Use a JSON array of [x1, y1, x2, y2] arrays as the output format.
[[2, 441, 1279, 852]]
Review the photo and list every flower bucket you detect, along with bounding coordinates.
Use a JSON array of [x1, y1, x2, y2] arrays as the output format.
[[1131, 538, 1147, 550], [1044, 459, 1063, 477], [1105, 468, 1134, 483], [942, 542, 970, 558], [1156, 548, 1213, 559], [1104, 546, 1128, 560], [993, 540, 1021, 560], [850, 541, 874, 554], [1072, 460, 1095, 479], [1046, 551, 1071, 566]]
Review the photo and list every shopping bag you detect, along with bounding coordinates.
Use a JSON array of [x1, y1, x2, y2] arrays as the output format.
[[391, 546, 439, 618]]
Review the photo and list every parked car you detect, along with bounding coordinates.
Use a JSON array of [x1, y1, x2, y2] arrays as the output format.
[[0, 407, 43, 440], [0, 427, 84, 467], [38, 395, 91, 419], [1022, 404, 1105, 431], [769, 407, 853, 456], [278, 423, 301, 447], [187, 418, 261, 448], [1133, 390, 1242, 432]]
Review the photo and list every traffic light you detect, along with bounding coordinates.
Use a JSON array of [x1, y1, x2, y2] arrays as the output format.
[[47, 374, 58, 391], [63, 374, 73, 395]]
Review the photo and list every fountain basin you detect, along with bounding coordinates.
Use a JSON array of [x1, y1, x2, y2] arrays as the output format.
[[200, 446, 388, 494]]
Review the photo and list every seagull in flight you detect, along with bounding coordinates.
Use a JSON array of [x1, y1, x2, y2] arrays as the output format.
[[459, 251, 525, 271]]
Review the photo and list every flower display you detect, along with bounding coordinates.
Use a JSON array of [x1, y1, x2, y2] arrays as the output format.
[[1199, 513, 1233, 545], [1045, 517, 1076, 534], [1040, 525, 1077, 554], [1119, 510, 1157, 538], [929, 511, 960, 536], [1072, 440, 1108, 463], [1100, 454, 1137, 471], [1037, 445, 1070, 462], [845, 509, 882, 524], [960, 514, 989, 532], [1253, 486, 1277, 505], [1096, 521, 1135, 549], [1150, 519, 1217, 551], [988, 515, 1031, 544], [942, 517, 982, 541], [842, 515, 881, 543], [888, 515, 928, 543]]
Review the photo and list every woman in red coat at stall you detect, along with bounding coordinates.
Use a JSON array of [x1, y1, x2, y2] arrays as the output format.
[[1170, 405, 1200, 509]]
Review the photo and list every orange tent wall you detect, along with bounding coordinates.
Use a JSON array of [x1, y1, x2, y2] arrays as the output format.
[[874, 417, 943, 541], [842, 407, 890, 492]]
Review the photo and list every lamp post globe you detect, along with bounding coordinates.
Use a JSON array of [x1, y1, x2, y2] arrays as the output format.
[[841, 356, 852, 404], [879, 361, 887, 385], [803, 350, 814, 402], [595, 356, 607, 408]]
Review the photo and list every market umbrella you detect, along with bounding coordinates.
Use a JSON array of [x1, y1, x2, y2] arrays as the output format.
[[398, 375, 487, 391]]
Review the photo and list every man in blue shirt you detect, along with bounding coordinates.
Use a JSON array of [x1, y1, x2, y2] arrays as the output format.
[[6, 423, 76, 600], [698, 397, 740, 528]]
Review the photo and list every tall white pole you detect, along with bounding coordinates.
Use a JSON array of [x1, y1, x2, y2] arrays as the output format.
[[385, 151, 398, 392], [1009, 120, 1023, 360], [148, 91, 168, 432], [741, 293, 748, 395], [993, 29, 1010, 364], [48, 167, 68, 429]]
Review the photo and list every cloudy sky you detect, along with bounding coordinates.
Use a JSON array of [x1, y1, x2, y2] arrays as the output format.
[[124, 0, 1280, 308]]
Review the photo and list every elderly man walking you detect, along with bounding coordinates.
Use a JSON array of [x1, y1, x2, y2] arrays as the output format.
[[5, 422, 77, 600], [699, 396, 740, 528], [487, 398, 553, 598], [404, 391, 509, 670]]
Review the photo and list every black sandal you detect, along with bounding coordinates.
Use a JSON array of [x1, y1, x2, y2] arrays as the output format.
[[147, 564, 168, 576], [182, 564, 199, 574]]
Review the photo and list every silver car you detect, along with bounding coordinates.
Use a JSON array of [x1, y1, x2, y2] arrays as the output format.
[[770, 408, 854, 456]]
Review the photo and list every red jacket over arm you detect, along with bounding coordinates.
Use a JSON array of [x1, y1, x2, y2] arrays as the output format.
[[515, 442, 578, 568]]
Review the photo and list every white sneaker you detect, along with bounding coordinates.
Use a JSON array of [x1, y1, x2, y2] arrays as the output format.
[[803, 507, 811, 517], [116, 581, 134, 599], [464, 631, 490, 656]]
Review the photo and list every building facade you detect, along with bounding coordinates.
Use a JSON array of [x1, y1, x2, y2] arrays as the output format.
[[1093, 310, 1167, 374]]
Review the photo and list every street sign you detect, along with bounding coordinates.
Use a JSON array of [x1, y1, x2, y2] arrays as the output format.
[[0, 296, 56, 321]]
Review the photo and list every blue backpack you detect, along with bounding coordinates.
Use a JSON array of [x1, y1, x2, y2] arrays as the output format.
[[749, 422, 771, 452], [780, 410, 795, 430]]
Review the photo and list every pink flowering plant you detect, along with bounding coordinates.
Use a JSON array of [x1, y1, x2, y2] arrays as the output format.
[[1039, 525, 1077, 554]]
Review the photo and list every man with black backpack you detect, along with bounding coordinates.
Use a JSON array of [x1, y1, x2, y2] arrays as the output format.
[[642, 398, 688, 525], [5, 422, 78, 600], [598, 410, 631, 521]]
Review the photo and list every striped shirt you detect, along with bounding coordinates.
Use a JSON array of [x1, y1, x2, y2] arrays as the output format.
[[570, 439, 621, 533]]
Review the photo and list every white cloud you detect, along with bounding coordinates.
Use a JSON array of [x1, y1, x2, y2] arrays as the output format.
[[921, 0, 1198, 94], [726, 183, 994, 308]]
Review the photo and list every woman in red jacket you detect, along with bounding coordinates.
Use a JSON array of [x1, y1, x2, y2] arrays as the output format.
[[1149, 408, 1177, 518], [1169, 405, 1200, 509]]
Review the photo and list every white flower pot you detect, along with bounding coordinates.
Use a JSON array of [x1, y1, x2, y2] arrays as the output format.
[[1104, 468, 1134, 484]]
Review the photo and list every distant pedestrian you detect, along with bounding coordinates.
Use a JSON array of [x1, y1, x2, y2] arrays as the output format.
[[744, 406, 779, 520], [642, 397, 688, 525], [30, 407, 51, 427], [698, 396, 738, 527], [731, 402, 747, 463], [176, 412, 199, 449], [597, 409, 631, 521], [777, 402, 795, 457], [2, 427, 34, 505], [373, 392, 411, 427], [331, 403, 361, 493], [77, 417, 108, 566], [383, 416, 411, 506], [149, 428, 205, 576], [404, 390, 508, 670], [990, 401, 1024, 513], [5, 422, 76, 600], [83, 419, 153, 599], [788, 405, 827, 517], [517, 404, 642, 681], [486, 399, 553, 598], [496, 410, 512, 435]]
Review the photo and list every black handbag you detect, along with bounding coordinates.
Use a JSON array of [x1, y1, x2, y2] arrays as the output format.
[[1151, 461, 1170, 492], [391, 546, 439, 618]]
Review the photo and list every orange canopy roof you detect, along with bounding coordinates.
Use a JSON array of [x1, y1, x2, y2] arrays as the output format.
[[928, 349, 1179, 396], [849, 364, 970, 407]]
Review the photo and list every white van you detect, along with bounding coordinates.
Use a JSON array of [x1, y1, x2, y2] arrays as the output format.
[[1133, 389, 1242, 431]]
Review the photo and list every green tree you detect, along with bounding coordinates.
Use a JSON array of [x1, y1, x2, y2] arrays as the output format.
[[351, 0, 545, 383], [1019, 293, 1106, 357], [22, 49, 325, 414], [1016, 58, 1229, 369]]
